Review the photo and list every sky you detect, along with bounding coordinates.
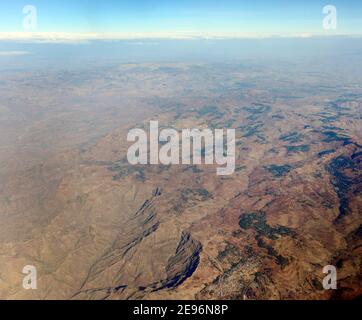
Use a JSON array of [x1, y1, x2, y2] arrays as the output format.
[[0, 0, 361, 39]]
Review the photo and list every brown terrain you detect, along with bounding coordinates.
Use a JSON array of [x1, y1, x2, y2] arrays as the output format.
[[0, 62, 361, 300]]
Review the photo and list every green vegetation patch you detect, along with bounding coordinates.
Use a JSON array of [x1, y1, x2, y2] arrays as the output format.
[[197, 105, 219, 116], [181, 188, 213, 202], [286, 145, 310, 154], [173, 188, 213, 215], [217, 242, 241, 263], [312, 278, 324, 291], [256, 236, 289, 268], [321, 131, 351, 145], [265, 164, 293, 177], [183, 165, 203, 173], [108, 160, 146, 181], [239, 211, 293, 268], [326, 155, 357, 221], [280, 132, 303, 144], [244, 104, 271, 114], [318, 149, 336, 157], [239, 211, 296, 240], [241, 123, 264, 138], [244, 104, 271, 120]]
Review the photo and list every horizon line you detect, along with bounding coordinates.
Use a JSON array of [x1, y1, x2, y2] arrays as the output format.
[[1, 31, 362, 43]]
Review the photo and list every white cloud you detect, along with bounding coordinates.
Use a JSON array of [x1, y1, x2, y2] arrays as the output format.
[[0, 31, 357, 43], [0, 51, 31, 56]]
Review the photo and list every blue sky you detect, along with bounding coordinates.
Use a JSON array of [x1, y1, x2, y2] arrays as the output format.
[[0, 0, 361, 35]]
